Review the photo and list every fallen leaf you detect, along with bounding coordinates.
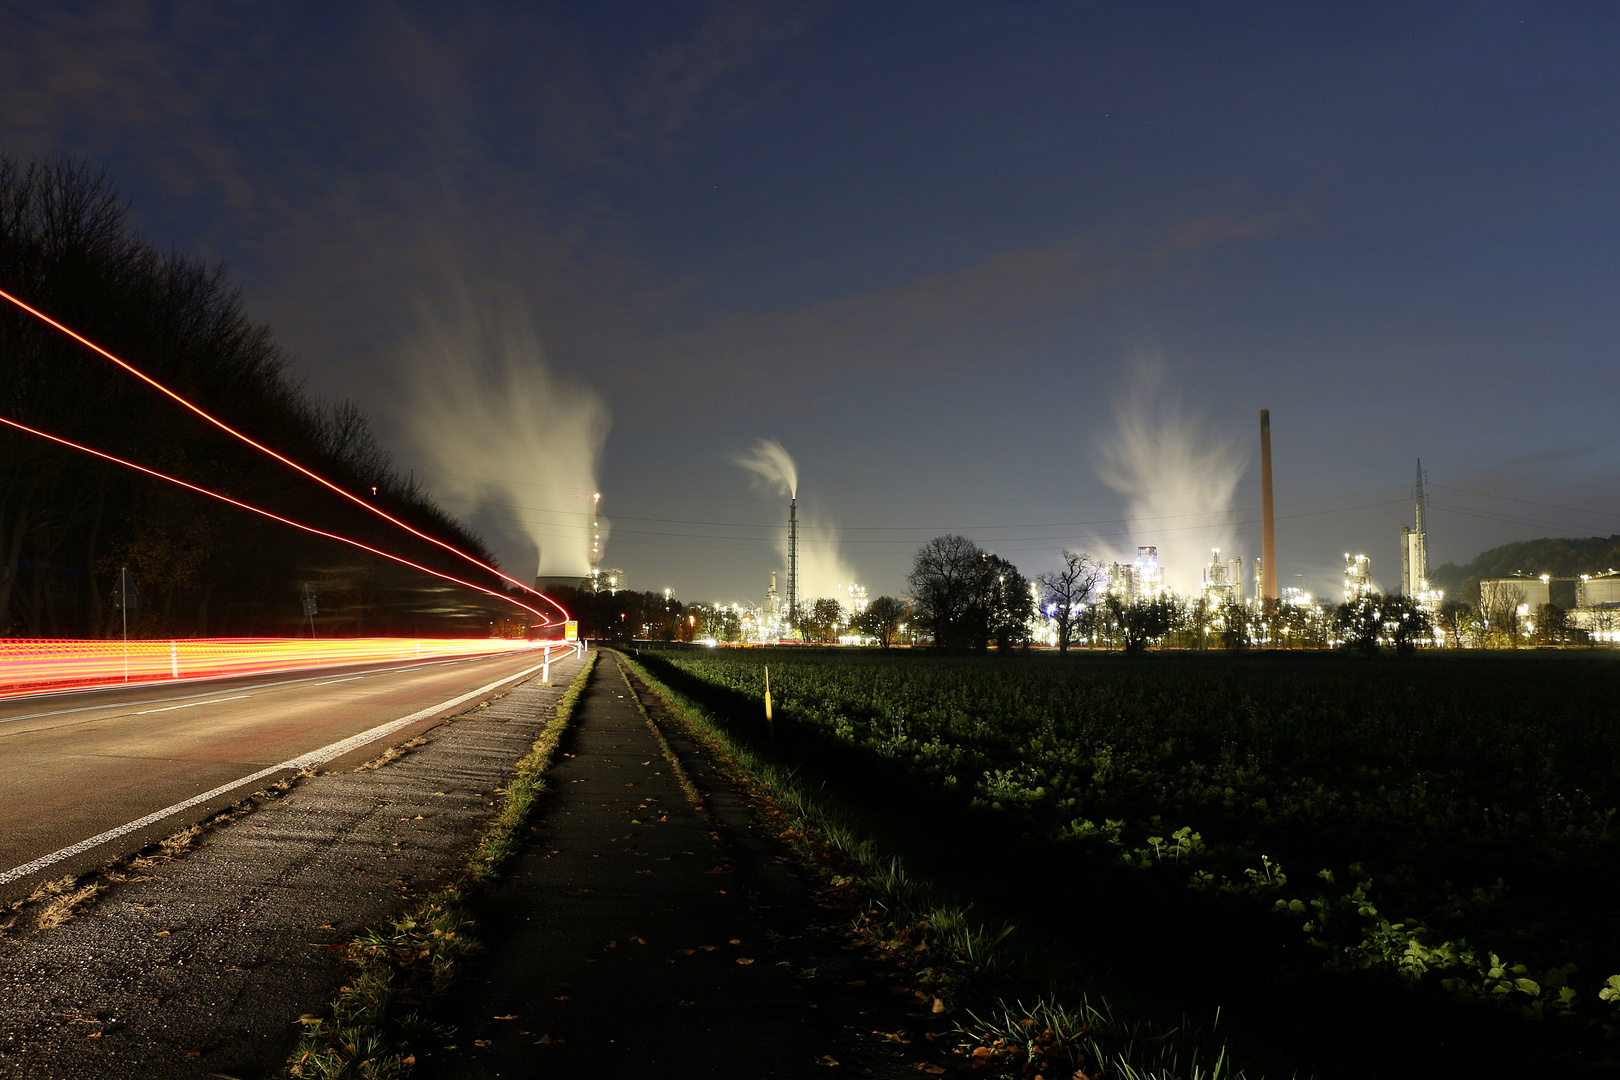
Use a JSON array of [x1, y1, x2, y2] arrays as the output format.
[[679, 948, 697, 956], [493, 1014, 517, 1020], [916, 1065, 945, 1075], [86, 1032, 102, 1039], [701, 946, 716, 952], [932, 998, 947, 1014], [848, 979, 867, 987], [554, 995, 571, 1001], [474, 1039, 491, 1047], [536, 1035, 554, 1044], [729, 938, 742, 945], [819, 1055, 840, 1066], [154, 930, 170, 937], [737, 957, 755, 965]]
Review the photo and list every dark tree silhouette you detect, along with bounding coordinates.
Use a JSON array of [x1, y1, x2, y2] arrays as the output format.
[[855, 595, 911, 648], [908, 535, 1030, 652], [1, 154, 503, 637], [1037, 549, 1103, 652]]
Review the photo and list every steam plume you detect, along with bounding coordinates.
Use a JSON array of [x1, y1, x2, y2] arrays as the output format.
[[797, 523, 858, 601], [1094, 365, 1246, 594], [403, 301, 610, 580], [733, 438, 798, 498], [732, 438, 855, 601]]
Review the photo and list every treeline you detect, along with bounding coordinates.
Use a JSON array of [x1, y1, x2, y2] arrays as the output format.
[[905, 536, 1582, 654], [547, 586, 689, 643], [0, 154, 512, 638]]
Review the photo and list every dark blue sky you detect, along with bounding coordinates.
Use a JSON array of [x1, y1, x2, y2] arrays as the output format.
[[3, 1, 1617, 601]]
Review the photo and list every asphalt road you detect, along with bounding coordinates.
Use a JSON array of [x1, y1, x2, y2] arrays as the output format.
[[0, 647, 561, 902]]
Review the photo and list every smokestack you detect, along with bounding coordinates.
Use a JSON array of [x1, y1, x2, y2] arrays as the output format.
[[787, 497, 799, 626], [590, 492, 602, 570], [1260, 410, 1277, 603]]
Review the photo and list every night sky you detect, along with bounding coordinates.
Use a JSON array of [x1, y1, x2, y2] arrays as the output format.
[[3, 2, 1617, 603]]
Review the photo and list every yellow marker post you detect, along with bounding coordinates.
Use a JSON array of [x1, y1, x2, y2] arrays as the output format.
[[763, 665, 773, 721]]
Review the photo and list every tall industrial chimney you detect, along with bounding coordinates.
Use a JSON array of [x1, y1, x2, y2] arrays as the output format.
[[1260, 410, 1277, 603], [787, 497, 799, 627], [590, 492, 602, 571]]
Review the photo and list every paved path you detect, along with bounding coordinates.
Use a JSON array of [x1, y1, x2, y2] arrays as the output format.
[[421, 652, 833, 1079]]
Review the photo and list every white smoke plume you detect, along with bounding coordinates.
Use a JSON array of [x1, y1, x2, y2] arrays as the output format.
[[733, 438, 857, 605], [797, 517, 859, 602], [403, 301, 611, 581], [1094, 365, 1247, 595], [733, 438, 798, 498]]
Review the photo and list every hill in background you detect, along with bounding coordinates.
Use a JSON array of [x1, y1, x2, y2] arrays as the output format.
[[1430, 535, 1620, 605]]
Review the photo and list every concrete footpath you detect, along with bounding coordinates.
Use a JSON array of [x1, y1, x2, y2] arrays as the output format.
[[420, 652, 952, 1080], [0, 652, 586, 1080]]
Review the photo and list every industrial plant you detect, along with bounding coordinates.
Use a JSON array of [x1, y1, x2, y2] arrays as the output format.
[[547, 414, 1618, 652]]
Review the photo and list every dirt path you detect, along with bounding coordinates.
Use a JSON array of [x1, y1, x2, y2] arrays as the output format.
[[421, 652, 956, 1080], [418, 653, 829, 1078]]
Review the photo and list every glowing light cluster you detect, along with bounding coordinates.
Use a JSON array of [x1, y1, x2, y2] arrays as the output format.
[[0, 637, 557, 699]]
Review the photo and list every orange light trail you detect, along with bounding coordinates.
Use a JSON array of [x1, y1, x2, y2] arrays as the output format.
[[0, 287, 567, 621], [0, 414, 559, 625], [0, 637, 557, 699]]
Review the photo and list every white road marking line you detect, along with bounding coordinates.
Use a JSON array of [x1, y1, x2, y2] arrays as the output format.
[[313, 677, 366, 686], [0, 652, 532, 724], [132, 694, 251, 715], [0, 659, 551, 887]]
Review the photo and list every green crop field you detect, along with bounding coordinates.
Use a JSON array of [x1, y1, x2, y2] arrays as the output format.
[[637, 646, 1620, 1073]]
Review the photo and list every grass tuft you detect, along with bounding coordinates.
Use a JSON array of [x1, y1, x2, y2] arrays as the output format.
[[287, 652, 596, 1079]]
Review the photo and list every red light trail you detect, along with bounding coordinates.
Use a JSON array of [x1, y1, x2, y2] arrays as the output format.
[[0, 414, 559, 625], [0, 637, 553, 699], [0, 287, 568, 622]]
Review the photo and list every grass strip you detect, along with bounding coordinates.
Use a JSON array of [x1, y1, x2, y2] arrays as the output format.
[[287, 652, 597, 1080], [616, 648, 1261, 1080]]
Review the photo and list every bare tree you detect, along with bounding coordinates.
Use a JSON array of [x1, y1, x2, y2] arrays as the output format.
[[855, 595, 911, 648], [909, 534, 988, 653], [1534, 602, 1570, 647], [1587, 605, 1619, 645], [1037, 549, 1103, 652], [1478, 582, 1527, 647]]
